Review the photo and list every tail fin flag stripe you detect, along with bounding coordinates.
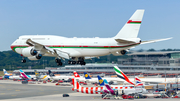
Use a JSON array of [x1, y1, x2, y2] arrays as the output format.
[[127, 20, 141, 24], [114, 9, 145, 38], [135, 76, 143, 86], [135, 77, 141, 81]]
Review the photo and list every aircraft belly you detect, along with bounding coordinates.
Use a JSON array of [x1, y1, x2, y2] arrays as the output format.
[[76, 49, 110, 57], [61, 48, 110, 57], [15, 48, 23, 54]]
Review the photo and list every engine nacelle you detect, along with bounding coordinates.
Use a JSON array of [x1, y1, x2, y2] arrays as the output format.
[[36, 54, 42, 59], [28, 56, 38, 60], [22, 47, 37, 57], [112, 50, 127, 56], [27, 54, 42, 60], [120, 50, 127, 55]]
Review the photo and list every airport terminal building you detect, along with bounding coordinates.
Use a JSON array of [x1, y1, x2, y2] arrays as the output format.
[[13, 51, 180, 77]]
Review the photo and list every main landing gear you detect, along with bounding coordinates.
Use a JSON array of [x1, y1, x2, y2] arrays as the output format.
[[55, 58, 62, 66], [21, 57, 26, 63], [68, 61, 86, 65], [68, 57, 86, 65]]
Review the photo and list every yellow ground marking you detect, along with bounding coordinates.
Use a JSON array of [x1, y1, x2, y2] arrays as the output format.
[[15, 90, 20, 91], [11, 95, 17, 96], [39, 92, 44, 94]]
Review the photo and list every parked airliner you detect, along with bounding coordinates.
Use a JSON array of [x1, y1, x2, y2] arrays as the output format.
[[10, 9, 171, 66]]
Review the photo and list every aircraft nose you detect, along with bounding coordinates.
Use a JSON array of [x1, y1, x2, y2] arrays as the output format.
[[10, 45, 15, 51]]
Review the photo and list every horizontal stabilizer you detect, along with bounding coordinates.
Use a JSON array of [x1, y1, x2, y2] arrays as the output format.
[[115, 39, 136, 44], [141, 37, 172, 44]]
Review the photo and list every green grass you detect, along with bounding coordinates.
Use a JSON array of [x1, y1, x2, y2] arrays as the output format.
[[0, 71, 13, 76]]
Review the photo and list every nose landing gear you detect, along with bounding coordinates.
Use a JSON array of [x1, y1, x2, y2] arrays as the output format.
[[21, 56, 26, 63]]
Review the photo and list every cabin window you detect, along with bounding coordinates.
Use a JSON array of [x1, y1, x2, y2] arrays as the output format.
[[32, 38, 45, 40]]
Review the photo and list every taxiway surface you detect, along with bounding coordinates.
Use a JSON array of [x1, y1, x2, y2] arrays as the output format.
[[0, 80, 180, 101]]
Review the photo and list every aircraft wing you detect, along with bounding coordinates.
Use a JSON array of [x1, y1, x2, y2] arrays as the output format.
[[26, 39, 70, 59], [141, 37, 172, 44]]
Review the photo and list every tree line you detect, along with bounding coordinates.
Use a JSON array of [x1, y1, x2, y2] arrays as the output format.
[[0, 49, 179, 70]]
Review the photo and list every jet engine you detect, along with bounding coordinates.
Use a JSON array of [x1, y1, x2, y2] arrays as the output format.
[[120, 50, 127, 55], [27, 54, 42, 60], [22, 47, 37, 57], [112, 50, 127, 56]]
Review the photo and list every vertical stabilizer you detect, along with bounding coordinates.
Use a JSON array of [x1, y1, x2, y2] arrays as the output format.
[[114, 9, 144, 38], [97, 75, 105, 86], [84, 72, 91, 79], [19, 69, 29, 79], [3, 69, 8, 75], [48, 70, 54, 77], [135, 76, 143, 86], [34, 70, 40, 78], [73, 71, 80, 78], [114, 66, 134, 85]]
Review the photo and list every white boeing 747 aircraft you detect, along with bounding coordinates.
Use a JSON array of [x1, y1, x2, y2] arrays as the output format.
[[11, 9, 171, 66]]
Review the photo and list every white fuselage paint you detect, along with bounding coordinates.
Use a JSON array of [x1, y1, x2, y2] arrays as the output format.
[[73, 85, 146, 95], [11, 35, 140, 58]]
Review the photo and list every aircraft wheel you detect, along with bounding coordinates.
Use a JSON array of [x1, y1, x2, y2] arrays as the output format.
[[102, 94, 105, 98], [55, 59, 61, 63], [21, 59, 26, 63], [57, 62, 62, 66], [80, 62, 86, 65], [68, 60, 71, 64], [72, 61, 76, 64]]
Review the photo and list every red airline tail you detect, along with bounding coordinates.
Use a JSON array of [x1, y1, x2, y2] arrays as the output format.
[[73, 71, 80, 78]]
